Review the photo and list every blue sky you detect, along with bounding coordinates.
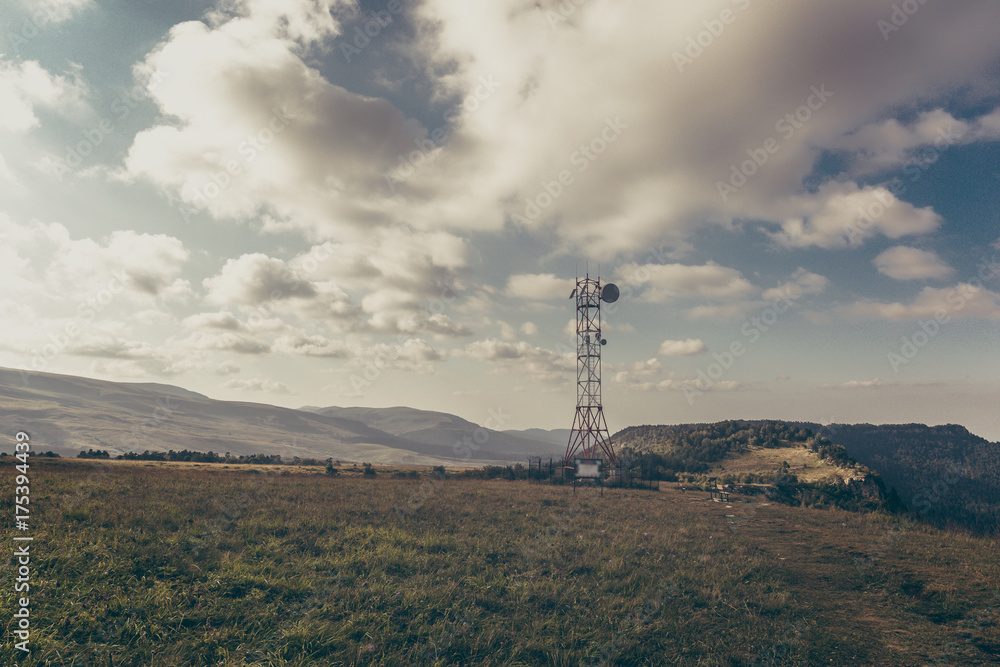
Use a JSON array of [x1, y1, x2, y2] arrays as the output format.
[[2, 0, 1000, 439]]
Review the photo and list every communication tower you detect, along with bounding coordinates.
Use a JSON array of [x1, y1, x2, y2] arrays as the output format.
[[564, 273, 619, 466]]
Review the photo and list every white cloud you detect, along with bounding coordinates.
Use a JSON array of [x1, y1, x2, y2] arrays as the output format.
[[182, 312, 245, 331], [562, 318, 576, 337], [657, 338, 707, 356], [131, 309, 175, 326], [459, 337, 573, 383], [203, 253, 316, 305], [762, 268, 830, 301], [215, 361, 241, 375], [0, 59, 89, 132], [224, 377, 291, 393], [286, 231, 470, 336], [497, 320, 517, 340], [102, 0, 1000, 271], [506, 273, 575, 300], [99, 231, 190, 297], [402, 0, 1000, 255], [608, 356, 745, 394], [839, 284, 1000, 321], [103, 0, 1000, 263], [684, 301, 765, 321], [0, 217, 189, 303], [837, 106, 1000, 176], [0, 152, 23, 194], [825, 379, 883, 389], [273, 333, 350, 358], [765, 182, 942, 249], [874, 246, 954, 281], [618, 262, 755, 303], [351, 338, 442, 374], [22, 0, 95, 24], [67, 335, 160, 360], [123, 0, 424, 236], [179, 330, 271, 354], [610, 358, 664, 385]]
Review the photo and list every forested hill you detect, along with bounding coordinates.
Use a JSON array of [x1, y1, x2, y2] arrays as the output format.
[[613, 420, 855, 473], [615, 419, 1000, 536], [807, 422, 1000, 535]]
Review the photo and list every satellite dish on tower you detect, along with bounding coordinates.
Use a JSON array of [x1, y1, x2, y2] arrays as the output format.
[[601, 283, 619, 303]]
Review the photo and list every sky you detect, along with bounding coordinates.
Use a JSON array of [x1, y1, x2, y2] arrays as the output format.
[[1, 0, 1000, 440]]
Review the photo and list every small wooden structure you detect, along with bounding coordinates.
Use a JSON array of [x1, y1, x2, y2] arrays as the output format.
[[708, 478, 730, 502]]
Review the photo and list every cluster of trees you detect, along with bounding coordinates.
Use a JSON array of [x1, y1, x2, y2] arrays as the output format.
[[613, 420, 851, 474], [816, 423, 1000, 535], [616, 419, 998, 534], [78, 448, 112, 459], [78, 449, 333, 466], [766, 475, 892, 513], [337, 463, 528, 480], [609, 421, 899, 513], [454, 464, 528, 480], [1, 451, 60, 458]]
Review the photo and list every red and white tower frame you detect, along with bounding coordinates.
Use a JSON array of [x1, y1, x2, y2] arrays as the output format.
[[564, 274, 619, 466]]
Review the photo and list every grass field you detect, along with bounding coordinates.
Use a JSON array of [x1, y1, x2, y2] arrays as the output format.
[[2, 458, 999, 666], [710, 446, 861, 485]]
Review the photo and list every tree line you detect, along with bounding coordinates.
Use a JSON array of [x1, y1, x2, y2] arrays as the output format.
[[77, 448, 331, 466]]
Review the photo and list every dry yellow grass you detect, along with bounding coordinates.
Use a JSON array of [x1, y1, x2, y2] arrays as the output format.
[[714, 444, 862, 483]]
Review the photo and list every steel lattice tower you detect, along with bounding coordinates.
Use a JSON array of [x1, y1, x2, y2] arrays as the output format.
[[564, 274, 618, 466]]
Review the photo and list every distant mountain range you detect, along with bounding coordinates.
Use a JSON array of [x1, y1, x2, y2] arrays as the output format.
[[299, 405, 565, 461], [0, 368, 563, 465]]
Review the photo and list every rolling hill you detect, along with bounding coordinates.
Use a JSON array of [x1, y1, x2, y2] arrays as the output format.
[[0, 368, 558, 465], [300, 405, 564, 461], [615, 419, 1000, 534], [808, 422, 1000, 534]]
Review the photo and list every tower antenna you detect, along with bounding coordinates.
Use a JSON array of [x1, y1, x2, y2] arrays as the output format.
[[564, 270, 620, 466]]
